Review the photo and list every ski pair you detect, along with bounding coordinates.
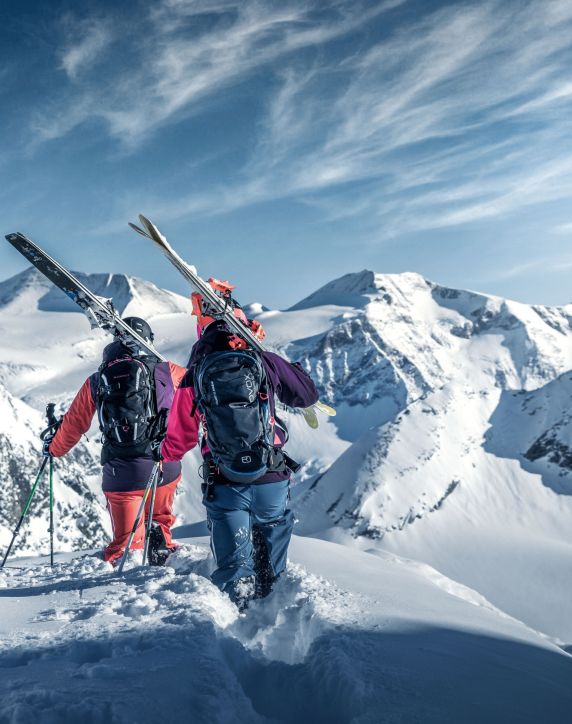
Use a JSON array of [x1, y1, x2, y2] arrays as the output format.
[[115, 462, 163, 574], [129, 214, 336, 428], [4, 232, 166, 363], [5, 225, 335, 428]]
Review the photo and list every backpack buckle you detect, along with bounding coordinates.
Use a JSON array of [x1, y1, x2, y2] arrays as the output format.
[[205, 460, 218, 501], [228, 335, 247, 350]]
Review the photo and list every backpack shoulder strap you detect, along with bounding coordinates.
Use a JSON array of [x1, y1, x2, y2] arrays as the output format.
[[89, 372, 99, 404], [154, 361, 176, 411]]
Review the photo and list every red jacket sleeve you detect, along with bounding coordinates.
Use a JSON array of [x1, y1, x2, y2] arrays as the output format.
[[161, 383, 200, 462], [49, 377, 96, 457]]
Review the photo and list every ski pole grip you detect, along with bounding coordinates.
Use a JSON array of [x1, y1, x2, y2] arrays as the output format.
[[46, 403, 58, 428]]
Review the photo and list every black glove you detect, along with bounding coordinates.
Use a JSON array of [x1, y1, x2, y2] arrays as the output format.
[[150, 438, 163, 462]]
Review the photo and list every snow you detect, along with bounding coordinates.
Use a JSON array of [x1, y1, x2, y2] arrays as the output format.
[[0, 537, 570, 724], [265, 271, 572, 644], [1, 263, 572, 720]]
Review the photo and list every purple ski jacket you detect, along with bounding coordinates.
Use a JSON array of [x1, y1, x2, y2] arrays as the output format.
[[161, 322, 319, 483]]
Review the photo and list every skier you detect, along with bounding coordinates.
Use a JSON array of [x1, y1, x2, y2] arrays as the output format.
[[45, 317, 186, 565], [159, 292, 318, 609]]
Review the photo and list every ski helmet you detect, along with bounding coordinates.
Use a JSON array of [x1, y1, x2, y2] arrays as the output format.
[[120, 316, 155, 343]]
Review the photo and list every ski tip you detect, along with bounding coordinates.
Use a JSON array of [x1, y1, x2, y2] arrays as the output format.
[[128, 222, 150, 238], [138, 214, 154, 230], [138, 214, 168, 246], [138, 214, 156, 236]]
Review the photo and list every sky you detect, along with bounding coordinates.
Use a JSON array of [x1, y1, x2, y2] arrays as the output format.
[[1, 0, 572, 309]]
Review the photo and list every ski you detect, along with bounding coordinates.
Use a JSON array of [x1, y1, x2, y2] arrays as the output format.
[[315, 401, 336, 417], [5, 232, 165, 362], [130, 215, 336, 424], [301, 407, 319, 429], [131, 216, 265, 352]]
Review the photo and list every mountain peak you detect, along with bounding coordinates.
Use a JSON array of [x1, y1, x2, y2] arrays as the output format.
[[289, 270, 381, 310], [0, 268, 51, 307], [289, 270, 430, 310], [0, 267, 192, 318]]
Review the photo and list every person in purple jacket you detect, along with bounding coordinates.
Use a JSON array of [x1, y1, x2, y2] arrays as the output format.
[[161, 308, 318, 609]]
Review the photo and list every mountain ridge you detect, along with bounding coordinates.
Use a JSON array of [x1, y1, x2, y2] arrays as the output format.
[[0, 265, 571, 642], [0, 266, 192, 317]]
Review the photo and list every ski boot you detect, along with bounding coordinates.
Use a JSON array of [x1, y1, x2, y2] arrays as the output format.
[[147, 523, 175, 566], [228, 576, 256, 612], [252, 526, 276, 600]]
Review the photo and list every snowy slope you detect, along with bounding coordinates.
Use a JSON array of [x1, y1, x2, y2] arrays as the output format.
[[0, 537, 570, 724], [294, 377, 572, 640], [487, 369, 572, 493], [0, 380, 107, 555], [252, 271, 572, 642], [1, 263, 572, 650]]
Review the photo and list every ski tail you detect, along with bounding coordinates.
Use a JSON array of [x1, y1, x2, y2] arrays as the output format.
[[315, 401, 336, 417]]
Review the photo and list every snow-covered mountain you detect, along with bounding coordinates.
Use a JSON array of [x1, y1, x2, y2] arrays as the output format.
[[1, 264, 571, 650], [0, 267, 191, 317], [255, 270, 572, 642], [0, 380, 107, 554]]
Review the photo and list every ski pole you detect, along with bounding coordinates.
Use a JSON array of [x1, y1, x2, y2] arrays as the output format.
[[1, 458, 48, 568], [142, 464, 163, 566], [42, 402, 60, 569], [116, 463, 160, 574], [48, 457, 54, 568]]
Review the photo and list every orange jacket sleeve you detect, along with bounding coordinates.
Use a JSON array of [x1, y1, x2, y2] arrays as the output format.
[[168, 361, 187, 389], [49, 377, 96, 457]]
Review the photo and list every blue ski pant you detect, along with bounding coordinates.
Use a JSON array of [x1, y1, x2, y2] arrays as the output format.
[[204, 480, 294, 594]]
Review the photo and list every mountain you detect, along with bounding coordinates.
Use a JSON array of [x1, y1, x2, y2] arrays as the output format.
[[288, 269, 382, 310], [254, 271, 572, 642], [1, 265, 571, 648], [0, 380, 107, 554], [0, 267, 192, 316]]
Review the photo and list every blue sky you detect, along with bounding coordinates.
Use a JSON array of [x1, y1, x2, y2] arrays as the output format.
[[1, 0, 572, 309]]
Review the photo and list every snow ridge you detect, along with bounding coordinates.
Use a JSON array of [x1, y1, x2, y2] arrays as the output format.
[[0, 540, 570, 724]]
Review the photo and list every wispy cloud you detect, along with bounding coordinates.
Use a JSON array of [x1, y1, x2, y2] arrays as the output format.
[[59, 18, 112, 80], [247, 0, 572, 231], [30, 0, 572, 241], [36, 0, 403, 146], [477, 254, 572, 284], [553, 221, 572, 234]]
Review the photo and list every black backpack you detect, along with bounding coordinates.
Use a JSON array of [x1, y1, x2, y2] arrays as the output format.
[[194, 349, 278, 483], [96, 354, 157, 458]]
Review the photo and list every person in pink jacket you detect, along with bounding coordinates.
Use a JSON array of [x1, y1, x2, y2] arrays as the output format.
[[161, 307, 318, 609]]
